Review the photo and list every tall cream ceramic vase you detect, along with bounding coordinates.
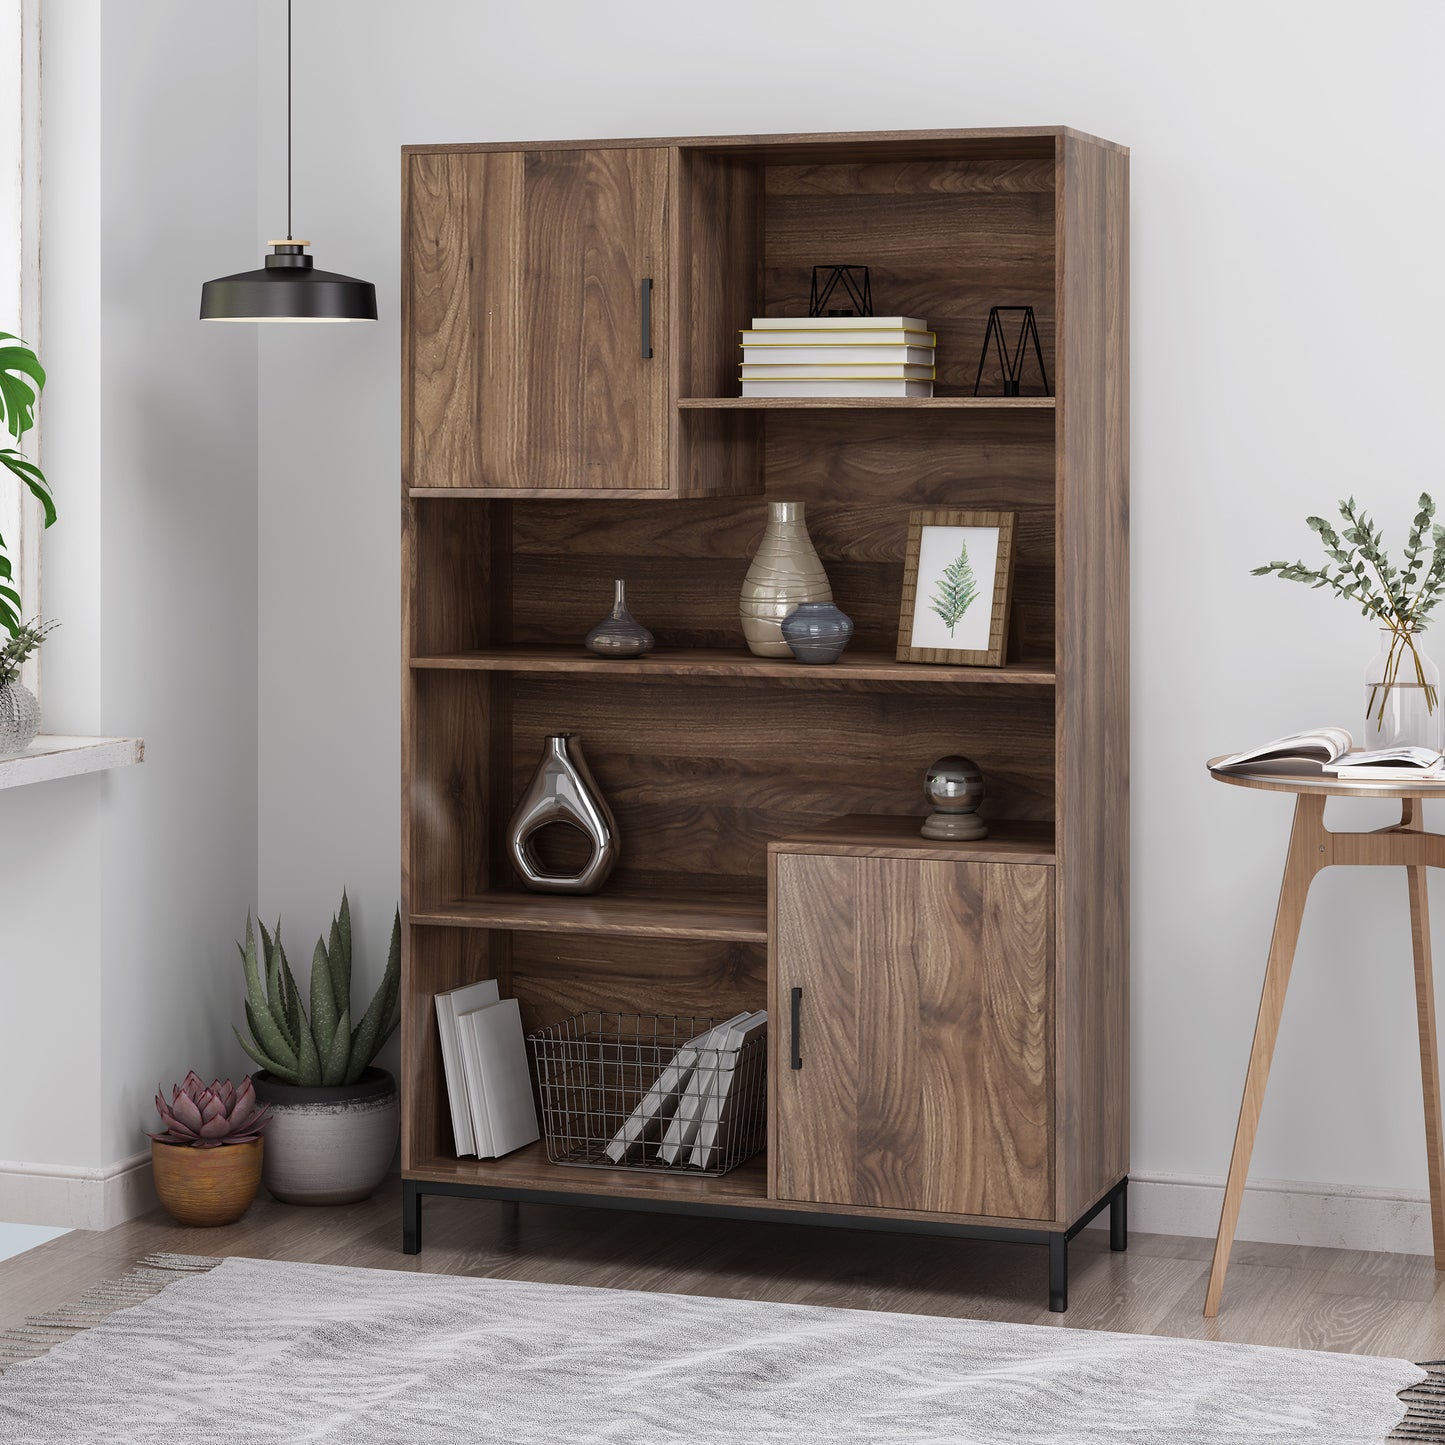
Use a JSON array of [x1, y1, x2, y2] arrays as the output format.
[[740, 502, 833, 657]]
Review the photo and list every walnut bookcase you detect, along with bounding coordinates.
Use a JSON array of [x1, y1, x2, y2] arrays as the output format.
[[400, 126, 1128, 1311]]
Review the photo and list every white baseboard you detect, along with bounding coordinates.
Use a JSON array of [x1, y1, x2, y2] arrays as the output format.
[[0, 1151, 155, 1231], [1081, 1170, 1434, 1255]]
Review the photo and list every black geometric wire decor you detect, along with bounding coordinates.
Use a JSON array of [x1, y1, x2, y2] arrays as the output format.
[[809, 265, 873, 318], [972, 305, 1050, 397]]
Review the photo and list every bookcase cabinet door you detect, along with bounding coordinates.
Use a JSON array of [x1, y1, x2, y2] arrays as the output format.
[[407, 146, 671, 492], [771, 854, 1053, 1221]]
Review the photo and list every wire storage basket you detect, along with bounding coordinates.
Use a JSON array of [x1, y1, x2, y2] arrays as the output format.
[[528, 1012, 767, 1177]]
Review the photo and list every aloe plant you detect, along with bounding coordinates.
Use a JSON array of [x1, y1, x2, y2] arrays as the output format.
[[0, 333, 57, 638], [234, 891, 401, 1087]]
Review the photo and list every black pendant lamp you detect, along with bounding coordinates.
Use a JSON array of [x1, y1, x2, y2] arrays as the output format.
[[200, 1, 376, 323]]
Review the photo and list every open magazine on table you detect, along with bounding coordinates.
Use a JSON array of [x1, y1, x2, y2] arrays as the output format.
[[1211, 728, 1445, 780]]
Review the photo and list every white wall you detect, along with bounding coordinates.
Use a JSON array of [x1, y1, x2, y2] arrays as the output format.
[[0, 1, 258, 1216], [255, 0, 1445, 1249]]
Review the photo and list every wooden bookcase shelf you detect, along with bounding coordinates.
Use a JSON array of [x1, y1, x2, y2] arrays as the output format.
[[409, 646, 1056, 688], [677, 397, 1056, 411], [400, 125, 1128, 1309], [411, 888, 769, 944]]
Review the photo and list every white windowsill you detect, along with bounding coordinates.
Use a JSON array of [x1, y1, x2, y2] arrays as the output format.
[[0, 735, 144, 789]]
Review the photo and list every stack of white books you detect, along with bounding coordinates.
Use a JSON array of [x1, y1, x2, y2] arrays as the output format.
[[740, 316, 935, 398], [605, 1011, 768, 1170], [435, 981, 541, 1159]]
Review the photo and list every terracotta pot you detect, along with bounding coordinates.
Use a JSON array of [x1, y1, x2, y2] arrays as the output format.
[[251, 1068, 399, 1205], [150, 1137, 263, 1226]]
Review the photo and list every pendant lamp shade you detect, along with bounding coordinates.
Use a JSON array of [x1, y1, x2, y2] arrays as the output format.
[[200, 243, 377, 322], [199, 2, 376, 323]]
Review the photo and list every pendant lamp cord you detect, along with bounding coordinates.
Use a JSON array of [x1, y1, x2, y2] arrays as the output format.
[[285, 0, 293, 241]]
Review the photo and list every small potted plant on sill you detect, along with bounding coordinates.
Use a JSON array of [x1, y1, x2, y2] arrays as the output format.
[[234, 891, 401, 1205], [149, 1073, 271, 1227], [0, 618, 57, 754], [1, 332, 58, 638]]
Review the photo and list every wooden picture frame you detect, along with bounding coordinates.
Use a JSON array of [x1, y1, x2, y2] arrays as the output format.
[[896, 510, 1016, 667]]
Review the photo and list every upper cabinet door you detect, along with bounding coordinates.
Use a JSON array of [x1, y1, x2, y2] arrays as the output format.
[[407, 147, 671, 493], [771, 853, 1054, 1223]]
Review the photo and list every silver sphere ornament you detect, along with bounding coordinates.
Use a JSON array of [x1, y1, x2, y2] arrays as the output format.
[[921, 755, 987, 840]]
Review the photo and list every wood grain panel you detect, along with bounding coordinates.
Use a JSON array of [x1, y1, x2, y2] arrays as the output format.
[[1054, 134, 1130, 1222], [508, 935, 766, 1032], [415, 149, 670, 492], [764, 410, 1056, 509], [406, 153, 481, 490], [676, 153, 762, 496], [762, 161, 1056, 397], [770, 854, 1053, 1220], [506, 678, 1055, 885]]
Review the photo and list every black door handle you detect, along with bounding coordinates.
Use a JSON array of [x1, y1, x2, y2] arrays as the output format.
[[641, 277, 653, 359], [790, 986, 803, 1070]]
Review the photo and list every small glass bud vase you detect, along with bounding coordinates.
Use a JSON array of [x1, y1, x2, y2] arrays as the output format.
[[1364, 627, 1444, 751]]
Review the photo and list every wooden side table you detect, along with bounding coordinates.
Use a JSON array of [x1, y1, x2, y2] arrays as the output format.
[[1203, 761, 1445, 1316]]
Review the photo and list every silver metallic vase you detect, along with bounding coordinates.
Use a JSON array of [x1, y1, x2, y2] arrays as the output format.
[[0, 680, 40, 754], [584, 579, 654, 658], [508, 734, 618, 894]]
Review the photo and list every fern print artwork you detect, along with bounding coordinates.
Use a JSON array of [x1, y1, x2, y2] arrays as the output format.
[[903, 516, 1012, 661], [930, 541, 979, 636]]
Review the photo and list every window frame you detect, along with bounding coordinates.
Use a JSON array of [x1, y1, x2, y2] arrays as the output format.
[[0, 0, 41, 689]]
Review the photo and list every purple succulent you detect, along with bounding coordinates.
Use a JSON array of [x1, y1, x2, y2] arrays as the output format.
[[150, 1071, 270, 1149]]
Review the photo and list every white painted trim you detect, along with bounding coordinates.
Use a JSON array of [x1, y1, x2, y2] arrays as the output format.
[[0, 734, 144, 788], [0, 1150, 155, 1231], [1079, 1170, 1434, 1256]]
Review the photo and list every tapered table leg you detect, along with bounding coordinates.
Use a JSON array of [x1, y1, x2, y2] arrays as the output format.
[[1204, 794, 1326, 1317], [1404, 801, 1445, 1269]]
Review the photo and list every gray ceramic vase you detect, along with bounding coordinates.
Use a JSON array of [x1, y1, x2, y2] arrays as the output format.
[[922, 755, 988, 840], [508, 733, 618, 894], [0, 679, 40, 754], [781, 602, 854, 664], [739, 501, 832, 657], [250, 1068, 399, 1205], [584, 579, 654, 658]]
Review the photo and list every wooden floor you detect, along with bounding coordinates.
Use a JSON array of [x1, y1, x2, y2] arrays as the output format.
[[5, 1186, 1445, 1360]]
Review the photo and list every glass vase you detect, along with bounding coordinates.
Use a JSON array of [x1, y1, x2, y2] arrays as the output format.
[[1364, 627, 1443, 751]]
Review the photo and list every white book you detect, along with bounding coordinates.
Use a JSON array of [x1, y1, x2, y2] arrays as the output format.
[[689, 1011, 768, 1170], [435, 979, 500, 1157], [1325, 745, 1445, 780], [742, 378, 933, 398], [749, 315, 929, 332], [740, 328, 934, 348], [456, 998, 540, 1158], [659, 1016, 750, 1165], [740, 363, 935, 380], [741, 344, 936, 366], [603, 1014, 748, 1164]]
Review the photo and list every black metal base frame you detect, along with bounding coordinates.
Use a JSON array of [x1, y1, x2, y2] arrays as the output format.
[[402, 1172, 1127, 1313]]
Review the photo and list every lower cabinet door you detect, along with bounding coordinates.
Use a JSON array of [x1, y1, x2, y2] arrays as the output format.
[[771, 853, 1053, 1220]]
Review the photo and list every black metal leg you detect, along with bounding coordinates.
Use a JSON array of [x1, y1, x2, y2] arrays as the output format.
[[1110, 1179, 1128, 1252], [1048, 1232, 1067, 1312], [403, 1179, 423, 1255]]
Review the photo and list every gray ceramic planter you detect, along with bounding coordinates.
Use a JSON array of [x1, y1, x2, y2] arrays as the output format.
[[251, 1068, 399, 1205]]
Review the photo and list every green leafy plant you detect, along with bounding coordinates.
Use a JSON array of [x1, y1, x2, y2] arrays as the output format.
[[234, 891, 401, 1087], [1253, 494, 1445, 724], [0, 333, 57, 638], [0, 617, 57, 688], [930, 542, 979, 636]]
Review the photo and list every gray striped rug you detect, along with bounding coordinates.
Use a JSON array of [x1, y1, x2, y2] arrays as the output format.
[[0, 1253, 1430, 1442]]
